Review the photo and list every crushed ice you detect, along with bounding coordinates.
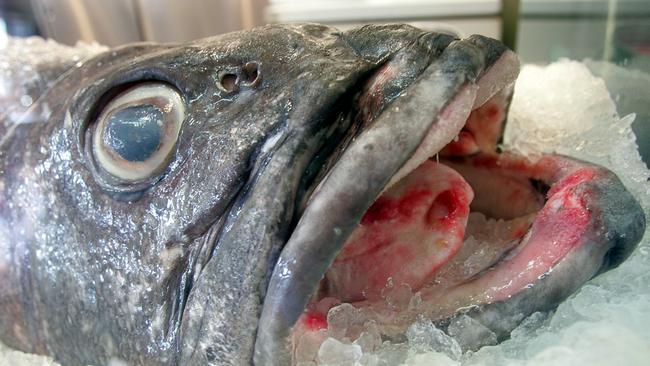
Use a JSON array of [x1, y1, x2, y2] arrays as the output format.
[[0, 36, 648, 366]]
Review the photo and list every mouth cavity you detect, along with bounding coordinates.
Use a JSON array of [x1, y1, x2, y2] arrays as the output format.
[[317, 91, 522, 306], [287, 80, 610, 365], [292, 83, 549, 333]]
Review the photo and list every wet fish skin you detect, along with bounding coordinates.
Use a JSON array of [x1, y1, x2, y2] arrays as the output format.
[[0, 24, 460, 365]]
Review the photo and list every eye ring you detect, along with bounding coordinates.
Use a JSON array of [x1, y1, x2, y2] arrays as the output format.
[[92, 82, 185, 182]]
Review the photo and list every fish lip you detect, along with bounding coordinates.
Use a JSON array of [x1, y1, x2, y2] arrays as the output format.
[[255, 39, 520, 364]]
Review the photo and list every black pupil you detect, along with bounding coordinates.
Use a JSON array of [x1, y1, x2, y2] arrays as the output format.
[[104, 104, 164, 162]]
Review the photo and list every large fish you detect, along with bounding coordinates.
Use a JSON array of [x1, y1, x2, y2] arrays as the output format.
[[0, 24, 645, 365]]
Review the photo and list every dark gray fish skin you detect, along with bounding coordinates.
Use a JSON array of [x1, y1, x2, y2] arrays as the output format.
[[0, 24, 458, 365]]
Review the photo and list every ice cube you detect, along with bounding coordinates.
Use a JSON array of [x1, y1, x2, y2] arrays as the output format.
[[316, 337, 362, 365], [510, 312, 549, 340], [405, 318, 462, 360], [327, 303, 365, 340], [295, 329, 328, 363], [447, 314, 498, 351], [360, 341, 409, 366], [403, 352, 459, 366], [353, 321, 382, 353]]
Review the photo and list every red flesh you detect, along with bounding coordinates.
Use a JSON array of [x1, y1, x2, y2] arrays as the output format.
[[301, 310, 328, 331], [440, 94, 506, 156], [323, 161, 473, 302]]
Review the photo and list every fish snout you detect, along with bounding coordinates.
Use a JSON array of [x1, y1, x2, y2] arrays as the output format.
[[593, 171, 646, 272]]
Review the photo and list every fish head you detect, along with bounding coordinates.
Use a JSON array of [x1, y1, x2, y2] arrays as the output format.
[[0, 24, 644, 366], [0, 24, 473, 364]]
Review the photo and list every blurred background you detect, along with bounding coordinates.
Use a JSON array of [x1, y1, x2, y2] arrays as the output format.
[[1, 0, 649, 160]]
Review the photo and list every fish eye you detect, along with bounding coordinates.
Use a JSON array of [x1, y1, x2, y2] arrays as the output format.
[[92, 82, 185, 182]]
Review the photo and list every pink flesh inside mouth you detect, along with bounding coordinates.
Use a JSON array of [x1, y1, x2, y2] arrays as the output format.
[[323, 160, 473, 303], [293, 87, 598, 340]]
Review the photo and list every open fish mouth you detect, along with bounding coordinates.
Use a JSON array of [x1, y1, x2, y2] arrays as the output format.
[[255, 33, 645, 365]]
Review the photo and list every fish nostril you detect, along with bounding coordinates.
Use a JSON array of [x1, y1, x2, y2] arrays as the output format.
[[241, 61, 260, 86], [218, 73, 238, 93]]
